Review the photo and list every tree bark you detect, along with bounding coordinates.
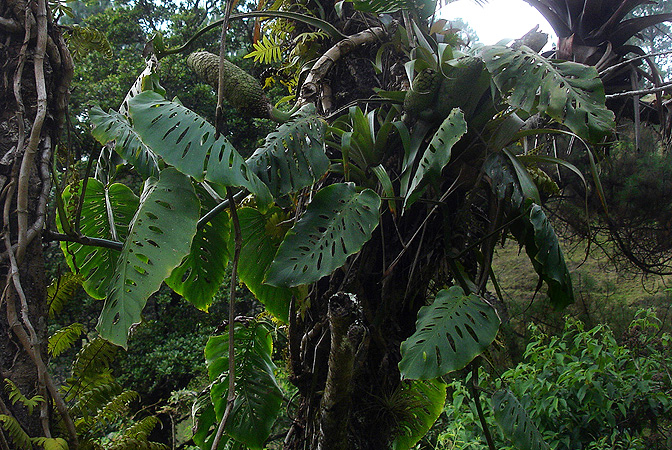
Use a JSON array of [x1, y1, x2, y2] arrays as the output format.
[[0, 0, 74, 443]]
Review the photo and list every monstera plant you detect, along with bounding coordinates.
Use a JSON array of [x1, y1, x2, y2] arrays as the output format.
[[49, 0, 622, 449]]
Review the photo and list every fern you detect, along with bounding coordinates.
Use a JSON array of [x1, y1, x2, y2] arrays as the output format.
[[65, 25, 113, 60], [31, 437, 69, 450], [4, 380, 44, 415], [96, 390, 140, 422], [71, 337, 118, 379], [107, 416, 167, 450], [49, 323, 85, 357], [0, 414, 32, 450], [245, 35, 283, 64], [47, 272, 84, 318]]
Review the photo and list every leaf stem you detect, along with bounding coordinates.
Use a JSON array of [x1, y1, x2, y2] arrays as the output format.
[[470, 361, 496, 450]]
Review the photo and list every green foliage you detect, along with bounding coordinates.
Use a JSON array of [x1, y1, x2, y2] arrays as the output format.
[[0, 414, 32, 450], [246, 104, 329, 199], [65, 25, 114, 60], [89, 106, 160, 179], [49, 323, 85, 357], [439, 312, 672, 450], [166, 190, 231, 312], [98, 168, 200, 348], [481, 45, 615, 141], [56, 179, 139, 299], [127, 91, 272, 207], [391, 380, 447, 450], [4, 380, 45, 415], [32, 437, 69, 450], [492, 390, 550, 450], [235, 207, 293, 322], [398, 286, 500, 380], [244, 35, 283, 64], [46, 272, 84, 318], [404, 108, 467, 208], [198, 320, 283, 450], [266, 183, 381, 287]]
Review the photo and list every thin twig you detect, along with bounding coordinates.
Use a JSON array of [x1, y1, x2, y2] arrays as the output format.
[[606, 81, 672, 99], [43, 230, 123, 250], [210, 187, 242, 450], [470, 361, 496, 450], [214, 0, 235, 137]]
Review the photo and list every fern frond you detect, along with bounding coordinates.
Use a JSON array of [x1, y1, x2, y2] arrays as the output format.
[[49, 323, 85, 357], [72, 337, 118, 379], [31, 437, 69, 450], [245, 35, 283, 64], [65, 25, 113, 60], [47, 272, 84, 318], [108, 416, 167, 450], [0, 414, 32, 450], [96, 390, 140, 422], [4, 380, 45, 415], [294, 30, 328, 45]]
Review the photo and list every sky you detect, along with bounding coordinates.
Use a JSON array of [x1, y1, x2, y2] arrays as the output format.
[[438, 0, 558, 48]]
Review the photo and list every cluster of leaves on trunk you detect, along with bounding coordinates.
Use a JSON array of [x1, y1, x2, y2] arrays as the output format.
[[45, 0, 672, 449]]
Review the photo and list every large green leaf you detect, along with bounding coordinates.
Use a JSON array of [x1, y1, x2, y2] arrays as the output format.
[[484, 153, 573, 308], [90, 106, 159, 179], [399, 286, 500, 380], [404, 108, 467, 209], [349, 0, 437, 19], [128, 91, 272, 206], [235, 207, 292, 322], [391, 379, 447, 450], [57, 179, 139, 299], [98, 168, 199, 348], [492, 389, 550, 450], [265, 183, 381, 287], [481, 45, 615, 141], [166, 189, 230, 311], [205, 321, 283, 450], [522, 204, 574, 309], [246, 105, 328, 199]]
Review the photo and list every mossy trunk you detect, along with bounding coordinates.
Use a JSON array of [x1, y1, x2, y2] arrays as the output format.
[[0, 0, 72, 441]]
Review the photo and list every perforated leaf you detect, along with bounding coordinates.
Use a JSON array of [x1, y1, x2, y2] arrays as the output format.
[[404, 108, 467, 209], [392, 379, 447, 450], [493, 389, 550, 450], [246, 105, 328, 199], [57, 179, 139, 299], [266, 183, 381, 287], [235, 207, 292, 322], [90, 106, 159, 179], [128, 91, 272, 206], [523, 204, 574, 309], [205, 322, 282, 450], [482, 45, 615, 141], [166, 190, 230, 311], [399, 286, 500, 380], [98, 169, 199, 348]]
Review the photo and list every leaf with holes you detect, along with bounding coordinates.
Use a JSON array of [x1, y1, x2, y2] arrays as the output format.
[[265, 183, 381, 287], [128, 91, 272, 207], [235, 207, 292, 322], [520, 204, 574, 309], [57, 179, 139, 299], [90, 106, 159, 179], [482, 45, 614, 141], [493, 389, 550, 450], [399, 286, 500, 380], [392, 379, 447, 450], [166, 189, 230, 311], [246, 105, 328, 199], [98, 168, 199, 348], [205, 321, 282, 450], [404, 108, 467, 209]]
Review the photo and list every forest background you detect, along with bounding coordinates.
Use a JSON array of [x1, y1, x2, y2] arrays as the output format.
[[1, 0, 672, 449]]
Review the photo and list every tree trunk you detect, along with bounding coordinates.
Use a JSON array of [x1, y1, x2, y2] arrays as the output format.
[[0, 0, 73, 443]]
